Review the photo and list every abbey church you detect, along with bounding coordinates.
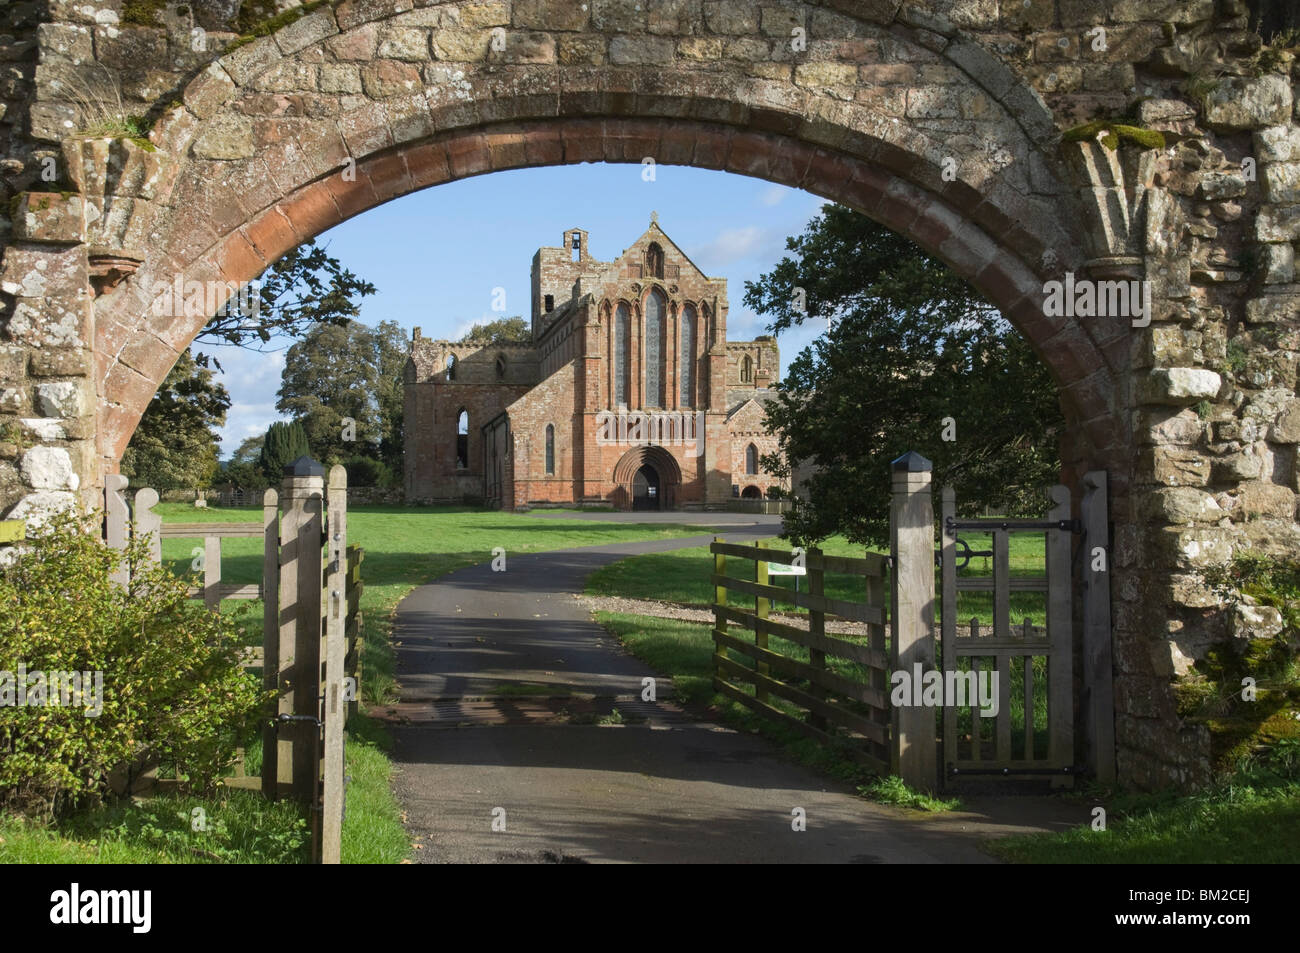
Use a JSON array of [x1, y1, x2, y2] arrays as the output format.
[[403, 219, 787, 510]]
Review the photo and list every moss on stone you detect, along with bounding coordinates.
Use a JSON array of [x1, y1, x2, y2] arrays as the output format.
[[1185, 554, 1300, 774], [235, 0, 331, 39], [1063, 120, 1166, 152], [121, 0, 170, 27]]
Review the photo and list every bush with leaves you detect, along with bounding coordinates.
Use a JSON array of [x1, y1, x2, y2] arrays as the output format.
[[342, 455, 392, 489], [0, 513, 267, 818]]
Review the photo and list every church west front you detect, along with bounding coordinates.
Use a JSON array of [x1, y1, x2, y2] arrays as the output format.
[[402, 218, 787, 510]]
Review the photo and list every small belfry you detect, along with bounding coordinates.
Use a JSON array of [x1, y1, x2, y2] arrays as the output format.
[[403, 222, 787, 510]]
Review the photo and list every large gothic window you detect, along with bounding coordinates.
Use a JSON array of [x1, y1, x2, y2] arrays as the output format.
[[679, 303, 696, 408], [745, 443, 758, 475], [741, 354, 753, 383], [544, 424, 555, 475], [615, 302, 630, 405], [644, 289, 666, 407], [646, 242, 664, 279]]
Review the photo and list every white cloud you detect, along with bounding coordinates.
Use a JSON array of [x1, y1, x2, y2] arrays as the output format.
[[759, 184, 788, 207], [689, 226, 768, 269]]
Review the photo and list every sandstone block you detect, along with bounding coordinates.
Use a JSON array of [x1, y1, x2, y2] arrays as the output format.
[[378, 28, 432, 61], [1198, 171, 1246, 200], [1254, 124, 1300, 162], [1270, 401, 1300, 443], [1143, 486, 1223, 524], [1232, 600, 1284, 640], [19, 446, 78, 491], [515, 0, 591, 31], [704, 0, 758, 35], [361, 60, 421, 97], [1204, 74, 1292, 131], [192, 114, 255, 159], [1141, 367, 1221, 405], [4, 490, 78, 529], [34, 381, 86, 418], [1263, 161, 1300, 204], [1255, 204, 1300, 242], [1260, 243, 1295, 284]]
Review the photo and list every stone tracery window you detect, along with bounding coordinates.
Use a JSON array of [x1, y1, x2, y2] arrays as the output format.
[[741, 354, 753, 384], [644, 288, 666, 407], [679, 303, 696, 408], [615, 302, 630, 405]]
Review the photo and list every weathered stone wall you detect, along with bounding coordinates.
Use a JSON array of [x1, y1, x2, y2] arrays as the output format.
[[728, 396, 785, 499], [1, 0, 1297, 787], [403, 337, 536, 500]]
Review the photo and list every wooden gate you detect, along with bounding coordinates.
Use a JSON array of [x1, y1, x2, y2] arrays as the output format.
[[937, 473, 1112, 786], [104, 459, 364, 862]]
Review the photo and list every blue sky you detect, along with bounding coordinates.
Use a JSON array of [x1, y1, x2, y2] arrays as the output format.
[[195, 163, 831, 457]]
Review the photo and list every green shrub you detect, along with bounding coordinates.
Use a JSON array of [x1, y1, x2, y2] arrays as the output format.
[[0, 513, 267, 818], [342, 455, 391, 488]]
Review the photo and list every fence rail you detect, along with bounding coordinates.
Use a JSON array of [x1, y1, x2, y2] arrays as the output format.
[[710, 539, 891, 772]]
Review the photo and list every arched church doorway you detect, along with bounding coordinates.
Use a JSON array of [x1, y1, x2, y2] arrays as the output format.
[[741, 485, 762, 499], [632, 465, 660, 511]]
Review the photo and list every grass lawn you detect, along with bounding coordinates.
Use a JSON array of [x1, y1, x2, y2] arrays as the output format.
[[586, 530, 1049, 626], [2, 504, 706, 865], [986, 769, 1300, 863]]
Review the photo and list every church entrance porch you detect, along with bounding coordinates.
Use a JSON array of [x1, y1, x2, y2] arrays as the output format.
[[611, 446, 681, 512], [632, 465, 661, 511]]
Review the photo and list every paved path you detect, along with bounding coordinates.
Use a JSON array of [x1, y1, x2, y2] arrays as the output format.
[[388, 523, 1084, 863]]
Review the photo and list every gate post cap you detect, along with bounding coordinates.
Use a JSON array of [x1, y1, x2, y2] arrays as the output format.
[[891, 451, 932, 472], [284, 455, 326, 477]]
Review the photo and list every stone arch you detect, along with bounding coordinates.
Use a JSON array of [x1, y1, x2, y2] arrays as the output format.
[[611, 444, 683, 511], [17, 0, 1297, 790], [83, 0, 1119, 481]]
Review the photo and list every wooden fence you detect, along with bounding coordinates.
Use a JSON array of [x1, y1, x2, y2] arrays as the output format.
[[711, 540, 892, 772], [105, 461, 363, 863], [710, 453, 1113, 792]]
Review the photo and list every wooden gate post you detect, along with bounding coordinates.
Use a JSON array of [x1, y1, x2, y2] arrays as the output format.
[[105, 474, 130, 587], [321, 465, 348, 864], [275, 457, 326, 804], [260, 488, 280, 800], [889, 451, 937, 792]]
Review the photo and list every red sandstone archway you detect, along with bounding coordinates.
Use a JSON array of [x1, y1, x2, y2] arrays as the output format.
[[611, 445, 683, 511], [89, 2, 1124, 499]]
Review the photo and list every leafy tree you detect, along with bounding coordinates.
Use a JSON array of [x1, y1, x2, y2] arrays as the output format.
[[121, 349, 230, 490], [258, 420, 312, 481], [369, 320, 408, 474], [230, 435, 264, 465], [744, 204, 1063, 546], [197, 240, 376, 370], [275, 320, 406, 468], [457, 315, 530, 346]]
